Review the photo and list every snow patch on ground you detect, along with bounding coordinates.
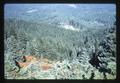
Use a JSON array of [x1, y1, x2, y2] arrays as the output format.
[[60, 24, 80, 32]]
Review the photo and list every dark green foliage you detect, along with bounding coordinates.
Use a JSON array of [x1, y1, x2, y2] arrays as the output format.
[[88, 25, 116, 78]]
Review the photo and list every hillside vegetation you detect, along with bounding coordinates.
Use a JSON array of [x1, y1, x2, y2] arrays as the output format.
[[4, 18, 116, 79]]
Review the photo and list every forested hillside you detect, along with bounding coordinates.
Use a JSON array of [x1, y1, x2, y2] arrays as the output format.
[[4, 4, 116, 79]]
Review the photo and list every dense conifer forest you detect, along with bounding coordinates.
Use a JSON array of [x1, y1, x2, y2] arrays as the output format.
[[4, 4, 116, 79]]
